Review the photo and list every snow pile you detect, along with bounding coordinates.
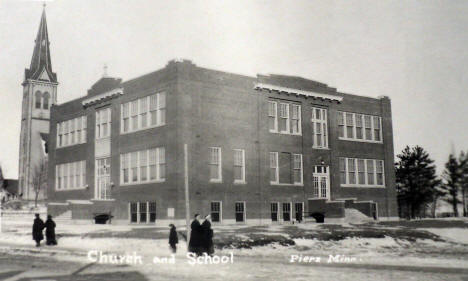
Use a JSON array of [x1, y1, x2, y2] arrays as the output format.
[[344, 208, 374, 224]]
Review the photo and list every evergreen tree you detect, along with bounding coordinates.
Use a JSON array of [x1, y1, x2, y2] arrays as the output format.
[[442, 154, 465, 217], [395, 146, 440, 219], [460, 151, 468, 217]]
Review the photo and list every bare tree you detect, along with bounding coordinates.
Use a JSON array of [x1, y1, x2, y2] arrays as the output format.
[[32, 159, 48, 208]]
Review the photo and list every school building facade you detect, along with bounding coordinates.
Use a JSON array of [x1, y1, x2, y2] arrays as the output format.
[[46, 59, 398, 224]]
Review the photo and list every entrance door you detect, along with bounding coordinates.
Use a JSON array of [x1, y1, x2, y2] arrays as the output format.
[[312, 166, 330, 199], [96, 158, 111, 200]]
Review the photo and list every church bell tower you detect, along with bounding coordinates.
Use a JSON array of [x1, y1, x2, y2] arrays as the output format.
[[18, 6, 58, 200]]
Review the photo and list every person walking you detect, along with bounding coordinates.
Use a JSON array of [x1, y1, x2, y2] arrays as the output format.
[[188, 214, 202, 255], [168, 224, 178, 253], [44, 215, 57, 246], [32, 214, 45, 247], [201, 214, 214, 256]]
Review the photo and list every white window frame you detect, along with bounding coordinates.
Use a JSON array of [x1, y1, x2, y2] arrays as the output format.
[[271, 202, 280, 222], [338, 111, 383, 143], [95, 107, 111, 139], [291, 104, 302, 135], [340, 157, 385, 188], [233, 149, 246, 184], [311, 166, 330, 199], [293, 154, 303, 185], [279, 103, 290, 134], [268, 101, 278, 133], [120, 147, 166, 186], [209, 147, 222, 183], [235, 201, 246, 223], [311, 107, 328, 149], [210, 201, 222, 223], [55, 160, 86, 191]]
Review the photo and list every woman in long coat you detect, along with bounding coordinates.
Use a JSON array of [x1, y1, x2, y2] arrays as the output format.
[[44, 215, 57, 246], [201, 215, 214, 255], [188, 214, 202, 255], [32, 214, 44, 247]]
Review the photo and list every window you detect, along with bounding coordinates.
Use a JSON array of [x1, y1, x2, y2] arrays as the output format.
[[348, 158, 356, 184], [295, 203, 303, 222], [376, 160, 384, 185], [129, 202, 156, 223], [373, 116, 381, 142], [43, 92, 50, 109], [149, 202, 157, 223], [339, 157, 385, 187], [282, 203, 291, 222], [346, 113, 354, 139], [364, 116, 372, 140], [122, 93, 165, 134], [279, 103, 290, 133], [357, 159, 366, 185], [211, 202, 221, 222], [268, 101, 278, 132], [131, 100, 138, 131], [139, 202, 147, 223], [340, 158, 349, 185], [120, 147, 165, 185], [355, 114, 363, 140], [270, 152, 302, 185], [293, 154, 303, 184], [96, 107, 111, 139], [269, 152, 279, 183], [338, 111, 383, 142], [235, 202, 245, 222], [122, 103, 130, 133], [35, 91, 42, 109], [311, 107, 328, 148], [130, 202, 138, 223], [209, 147, 222, 182], [55, 160, 86, 190], [233, 149, 245, 183], [269, 100, 301, 135], [291, 104, 301, 134], [367, 159, 375, 185], [338, 112, 345, 138], [271, 202, 279, 222]]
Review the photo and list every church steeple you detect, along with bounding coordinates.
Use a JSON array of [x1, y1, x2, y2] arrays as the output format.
[[24, 6, 57, 83]]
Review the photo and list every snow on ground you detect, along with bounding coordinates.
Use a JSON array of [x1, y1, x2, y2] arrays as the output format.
[[423, 228, 468, 244]]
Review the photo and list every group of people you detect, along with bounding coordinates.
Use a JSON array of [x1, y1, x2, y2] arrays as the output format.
[[188, 214, 214, 256], [32, 214, 57, 247]]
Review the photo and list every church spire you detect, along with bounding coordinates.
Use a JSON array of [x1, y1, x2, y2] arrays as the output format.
[[24, 6, 57, 83]]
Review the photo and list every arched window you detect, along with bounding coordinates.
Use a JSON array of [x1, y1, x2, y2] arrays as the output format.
[[43, 92, 50, 110], [35, 91, 42, 109]]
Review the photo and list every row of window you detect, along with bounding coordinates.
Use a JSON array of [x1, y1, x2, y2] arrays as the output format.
[[120, 147, 166, 184], [268, 102, 383, 146], [268, 101, 301, 135], [121, 92, 166, 134], [338, 112, 382, 142], [55, 160, 86, 190], [57, 116, 87, 147], [34, 91, 51, 110], [339, 158, 385, 187], [128, 201, 304, 223]]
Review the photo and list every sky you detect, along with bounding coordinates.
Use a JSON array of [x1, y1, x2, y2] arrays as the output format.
[[0, 0, 467, 178]]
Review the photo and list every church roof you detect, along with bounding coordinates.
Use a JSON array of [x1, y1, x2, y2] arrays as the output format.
[[24, 8, 57, 83]]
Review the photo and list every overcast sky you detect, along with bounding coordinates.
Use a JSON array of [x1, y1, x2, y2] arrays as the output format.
[[1, 0, 467, 178]]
